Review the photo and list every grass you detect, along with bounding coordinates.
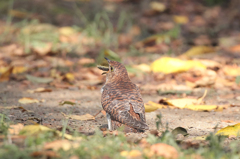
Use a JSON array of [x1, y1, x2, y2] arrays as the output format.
[[0, 112, 240, 159]]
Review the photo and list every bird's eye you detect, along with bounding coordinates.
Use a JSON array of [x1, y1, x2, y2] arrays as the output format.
[[111, 67, 114, 72]]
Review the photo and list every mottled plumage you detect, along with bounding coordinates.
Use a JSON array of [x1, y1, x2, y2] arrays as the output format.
[[98, 58, 149, 132]]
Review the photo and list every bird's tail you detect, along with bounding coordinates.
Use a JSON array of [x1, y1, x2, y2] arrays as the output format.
[[117, 111, 149, 130]]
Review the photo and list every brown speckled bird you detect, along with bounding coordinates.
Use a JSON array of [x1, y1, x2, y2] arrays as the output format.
[[98, 57, 149, 133]]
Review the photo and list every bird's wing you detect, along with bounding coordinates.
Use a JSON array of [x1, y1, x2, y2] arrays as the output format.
[[129, 84, 147, 123], [101, 83, 148, 130]]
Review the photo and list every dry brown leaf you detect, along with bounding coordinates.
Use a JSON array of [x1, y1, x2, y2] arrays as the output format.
[[185, 69, 217, 88], [33, 43, 52, 56], [18, 97, 39, 104], [0, 66, 13, 82], [31, 151, 59, 158], [150, 143, 178, 159], [62, 112, 95, 121], [8, 123, 24, 135], [229, 44, 240, 53], [27, 88, 52, 93], [101, 110, 106, 116], [44, 139, 79, 151], [78, 58, 95, 65], [221, 120, 236, 123]]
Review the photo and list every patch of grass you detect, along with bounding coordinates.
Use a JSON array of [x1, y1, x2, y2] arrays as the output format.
[[0, 112, 240, 159]]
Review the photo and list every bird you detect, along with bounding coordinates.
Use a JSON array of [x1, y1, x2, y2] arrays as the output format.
[[98, 57, 149, 133]]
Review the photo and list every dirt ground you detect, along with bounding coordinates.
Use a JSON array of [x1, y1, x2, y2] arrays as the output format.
[[1, 80, 240, 139]]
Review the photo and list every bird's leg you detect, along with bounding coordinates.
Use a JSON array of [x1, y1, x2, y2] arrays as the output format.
[[106, 113, 112, 131]]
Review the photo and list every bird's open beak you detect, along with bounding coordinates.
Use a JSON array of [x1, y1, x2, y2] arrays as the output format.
[[104, 57, 111, 63], [97, 65, 109, 75]]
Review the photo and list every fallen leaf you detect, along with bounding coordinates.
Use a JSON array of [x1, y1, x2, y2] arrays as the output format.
[[150, 2, 166, 12], [216, 123, 240, 137], [120, 151, 129, 157], [0, 66, 13, 82], [62, 112, 95, 121], [18, 97, 39, 104], [19, 125, 81, 140], [78, 58, 95, 65], [181, 46, 215, 57], [44, 139, 79, 151], [30, 151, 59, 158], [33, 42, 52, 56], [12, 66, 28, 74], [229, 44, 240, 53], [172, 127, 188, 137], [223, 65, 240, 76], [65, 73, 75, 82], [173, 15, 189, 24], [0, 106, 19, 109], [150, 143, 178, 159], [192, 135, 208, 140], [132, 64, 151, 73], [128, 150, 142, 158], [185, 70, 217, 87], [26, 74, 53, 84], [151, 57, 206, 73], [8, 123, 24, 135], [27, 88, 52, 93], [59, 27, 76, 36], [184, 105, 226, 111], [144, 101, 166, 112], [159, 90, 207, 109], [59, 100, 76, 106], [221, 120, 236, 123]]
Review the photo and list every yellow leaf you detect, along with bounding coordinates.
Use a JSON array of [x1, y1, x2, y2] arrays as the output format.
[[133, 64, 151, 73], [181, 46, 215, 57], [120, 151, 129, 157], [18, 97, 39, 104], [129, 150, 142, 158], [59, 100, 76, 106], [216, 123, 240, 137], [8, 123, 24, 135], [44, 139, 79, 151], [19, 125, 81, 140], [158, 90, 226, 111], [12, 66, 27, 74], [150, 2, 166, 12], [151, 57, 206, 73], [27, 87, 52, 93], [184, 105, 224, 111], [59, 27, 76, 36], [65, 73, 75, 82], [144, 101, 166, 112], [173, 15, 189, 24], [223, 65, 240, 76], [62, 112, 95, 121], [192, 135, 208, 140]]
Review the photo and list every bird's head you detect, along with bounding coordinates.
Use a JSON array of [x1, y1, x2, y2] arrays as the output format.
[[97, 57, 129, 82]]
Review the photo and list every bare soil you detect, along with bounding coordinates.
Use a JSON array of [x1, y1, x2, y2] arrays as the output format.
[[0, 81, 240, 138]]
